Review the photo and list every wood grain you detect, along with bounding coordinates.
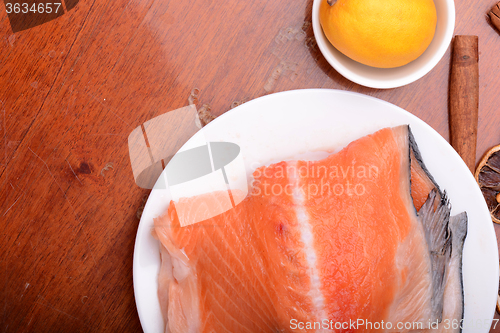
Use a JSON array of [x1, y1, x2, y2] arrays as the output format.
[[1, 0, 500, 332]]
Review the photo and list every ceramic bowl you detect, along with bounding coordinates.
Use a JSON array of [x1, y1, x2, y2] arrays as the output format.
[[312, 0, 455, 89]]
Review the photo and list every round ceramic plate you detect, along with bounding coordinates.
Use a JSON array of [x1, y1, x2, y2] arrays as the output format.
[[133, 89, 498, 333]]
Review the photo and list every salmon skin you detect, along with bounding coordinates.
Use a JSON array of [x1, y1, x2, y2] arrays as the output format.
[[153, 125, 467, 333], [409, 129, 443, 211]]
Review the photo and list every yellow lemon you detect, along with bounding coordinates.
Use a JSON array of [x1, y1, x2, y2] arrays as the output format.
[[319, 0, 437, 68]]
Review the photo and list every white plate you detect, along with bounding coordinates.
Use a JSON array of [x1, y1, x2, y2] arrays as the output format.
[[133, 89, 498, 333]]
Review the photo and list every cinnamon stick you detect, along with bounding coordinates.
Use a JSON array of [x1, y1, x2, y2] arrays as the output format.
[[449, 35, 479, 173], [488, 2, 500, 32]]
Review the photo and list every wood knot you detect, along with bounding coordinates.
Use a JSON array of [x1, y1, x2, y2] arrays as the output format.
[[77, 162, 92, 174]]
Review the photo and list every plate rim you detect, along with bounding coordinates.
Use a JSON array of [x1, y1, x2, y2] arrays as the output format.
[[133, 88, 499, 333]]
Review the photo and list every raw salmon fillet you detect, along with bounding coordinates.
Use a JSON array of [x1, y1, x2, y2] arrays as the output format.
[[153, 125, 467, 333]]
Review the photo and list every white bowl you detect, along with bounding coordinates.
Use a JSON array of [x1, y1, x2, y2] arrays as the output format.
[[312, 0, 455, 89]]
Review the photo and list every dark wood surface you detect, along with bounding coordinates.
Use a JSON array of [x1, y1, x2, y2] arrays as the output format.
[[1, 0, 500, 332]]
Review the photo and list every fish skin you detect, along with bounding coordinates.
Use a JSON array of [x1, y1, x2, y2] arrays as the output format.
[[407, 125, 468, 332], [408, 127, 443, 211], [420, 212, 468, 333], [408, 125, 468, 332], [445, 212, 467, 333], [408, 128, 442, 198], [417, 189, 451, 322]]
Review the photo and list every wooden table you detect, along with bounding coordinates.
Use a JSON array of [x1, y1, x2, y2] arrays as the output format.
[[1, 0, 500, 332]]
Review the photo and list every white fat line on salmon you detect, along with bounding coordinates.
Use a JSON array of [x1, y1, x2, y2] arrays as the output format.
[[288, 161, 329, 328]]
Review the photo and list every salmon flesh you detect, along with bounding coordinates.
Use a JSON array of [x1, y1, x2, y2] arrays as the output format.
[[153, 125, 467, 333]]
